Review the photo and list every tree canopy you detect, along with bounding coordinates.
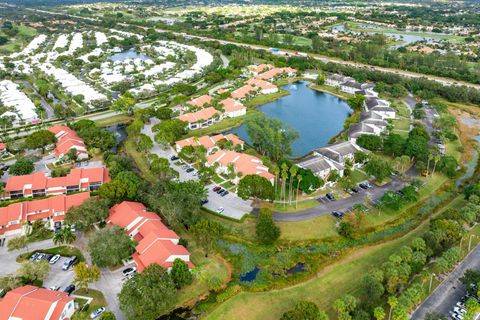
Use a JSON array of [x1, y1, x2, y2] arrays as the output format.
[[88, 226, 136, 267], [237, 174, 275, 201]]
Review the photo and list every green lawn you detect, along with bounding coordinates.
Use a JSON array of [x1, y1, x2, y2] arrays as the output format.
[[392, 118, 410, 131], [0, 25, 38, 53], [204, 194, 462, 320], [278, 215, 338, 241], [124, 137, 157, 183], [72, 289, 107, 320], [245, 90, 290, 108], [349, 170, 369, 184], [273, 199, 319, 213], [186, 111, 257, 137], [95, 114, 133, 128], [309, 84, 353, 100]]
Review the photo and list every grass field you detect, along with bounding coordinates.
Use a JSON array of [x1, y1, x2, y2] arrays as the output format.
[[124, 137, 157, 183], [95, 114, 133, 127], [0, 25, 38, 53], [392, 118, 411, 131], [186, 111, 257, 137], [272, 199, 319, 213], [309, 84, 353, 101], [244, 90, 290, 108], [278, 215, 338, 241], [205, 194, 464, 320]]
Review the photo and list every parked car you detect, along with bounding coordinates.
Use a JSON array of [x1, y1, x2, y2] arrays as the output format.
[[453, 307, 466, 315], [212, 186, 221, 192], [122, 267, 137, 278], [186, 167, 194, 173], [326, 193, 336, 201], [30, 252, 40, 261], [170, 155, 179, 161], [359, 183, 369, 190], [331, 211, 343, 218], [43, 253, 54, 261], [64, 284, 75, 296], [216, 207, 225, 214], [36, 253, 45, 261], [351, 188, 359, 194], [49, 254, 61, 264], [62, 256, 77, 271], [216, 188, 224, 194], [220, 190, 229, 197], [200, 199, 209, 205], [90, 307, 106, 319], [452, 312, 464, 320], [49, 286, 60, 291]]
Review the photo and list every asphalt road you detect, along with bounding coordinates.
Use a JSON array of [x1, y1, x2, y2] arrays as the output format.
[[411, 244, 480, 320]]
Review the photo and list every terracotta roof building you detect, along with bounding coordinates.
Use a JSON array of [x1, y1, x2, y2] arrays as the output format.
[[246, 78, 278, 94], [177, 107, 222, 130], [220, 98, 247, 118], [0, 285, 75, 320], [49, 125, 88, 161], [231, 85, 256, 100], [187, 95, 213, 108], [107, 201, 193, 272], [249, 64, 274, 75], [4, 167, 110, 200], [206, 150, 274, 184], [0, 192, 90, 237], [256, 67, 297, 81], [175, 133, 244, 153]]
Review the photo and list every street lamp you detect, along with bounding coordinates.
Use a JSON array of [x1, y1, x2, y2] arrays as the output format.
[[429, 273, 436, 292]]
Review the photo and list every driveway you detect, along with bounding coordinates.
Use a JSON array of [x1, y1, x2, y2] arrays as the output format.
[[43, 256, 75, 292], [0, 239, 54, 276], [91, 265, 129, 320], [204, 184, 253, 220], [411, 244, 480, 319]]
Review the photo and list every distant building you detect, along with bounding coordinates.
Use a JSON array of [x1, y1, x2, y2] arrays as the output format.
[[0, 285, 75, 320], [220, 98, 247, 118], [246, 78, 279, 95], [175, 133, 244, 153], [177, 107, 222, 130], [231, 85, 256, 100], [187, 94, 213, 108], [325, 74, 353, 87]]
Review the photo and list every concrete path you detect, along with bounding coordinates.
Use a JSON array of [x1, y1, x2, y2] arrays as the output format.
[[411, 244, 480, 319], [0, 239, 54, 276]]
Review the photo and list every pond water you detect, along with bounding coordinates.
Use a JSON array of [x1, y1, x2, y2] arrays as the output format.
[[228, 81, 352, 158], [108, 48, 151, 62], [240, 266, 261, 282], [105, 123, 127, 152], [286, 262, 306, 275]]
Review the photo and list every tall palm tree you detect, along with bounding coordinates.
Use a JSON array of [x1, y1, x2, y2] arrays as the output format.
[[53, 226, 76, 248], [288, 166, 297, 205], [296, 174, 302, 209], [281, 163, 288, 206]]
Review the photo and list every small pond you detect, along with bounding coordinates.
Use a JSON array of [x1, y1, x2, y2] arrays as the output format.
[[240, 266, 261, 282], [228, 81, 352, 158], [105, 123, 127, 152], [108, 48, 151, 62]]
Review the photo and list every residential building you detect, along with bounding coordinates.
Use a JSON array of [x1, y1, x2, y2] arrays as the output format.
[[49, 125, 88, 161], [177, 107, 222, 130], [0, 285, 75, 320], [249, 64, 273, 75], [296, 154, 343, 181], [107, 201, 193, 272], [246, 78, 279, 94], [348, 121, 387, 139], [220, 98, 247, 118], [340, 80, 364, 94], [3, 167, 110, 199], [175, 133, 244, 153], [364, 97, 396, 119], [325, 74, 353, 87], [187, 94, 213, 108], [0, 143, 7, 156], [256, 67, 297, 81], [0, 192, 90, 237], [206, 150, 274, 184], [231, 85, 256, 100], [314, 141, 364, 168]]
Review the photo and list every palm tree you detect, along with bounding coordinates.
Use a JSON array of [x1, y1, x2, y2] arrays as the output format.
[[426, 153, 433, 176], [431, 154, 441, 176], [288, 166, 297, 205], [295, 174, 302, 209], [281, 163, 288, 206], [53, 226, 76, 248]]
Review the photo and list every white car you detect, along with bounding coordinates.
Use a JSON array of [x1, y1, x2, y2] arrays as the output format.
[[49, 286, 60, 291], [122, 267, 137, 278], [453, 307, 466, 315], [216, 207, 225, 214], [49, 254, 61, 264], [452, 312, 464, 320], [89, 307, 105, 319]]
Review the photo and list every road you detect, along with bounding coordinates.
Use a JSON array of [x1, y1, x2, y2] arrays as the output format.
[[411, 244, 480, 320], [24, 7, 480, 91], [269, 174, 409, 222], [21, 81, 55, 119]]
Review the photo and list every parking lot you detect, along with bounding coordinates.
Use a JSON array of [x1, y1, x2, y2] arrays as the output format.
[[204, 184, 253, 220], [42, 255, 75, 293]]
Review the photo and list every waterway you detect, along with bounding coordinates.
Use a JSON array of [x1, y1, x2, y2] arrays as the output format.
[[228, 81, 352, 158], [108, 48, 151, 62]]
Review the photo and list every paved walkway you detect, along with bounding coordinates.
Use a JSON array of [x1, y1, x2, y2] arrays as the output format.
[[0, 239, 54, 276], [411, 244, 480, 319]]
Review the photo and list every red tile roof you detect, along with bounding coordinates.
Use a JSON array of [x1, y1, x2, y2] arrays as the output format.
[[108, 201, 192, 272], [231, 85, 256, 99], [187, 95, 213, 108], [0, 285, 73, 320], [49, 125, 87, 159], [220, 98, 246, 113], [256, 67, 297, 80], [5, 168, 110, 194], [175, 133, 244, 150], [177, 107, 220, 124], [0, 193, 90, 234], [0, 143, 6, 151]]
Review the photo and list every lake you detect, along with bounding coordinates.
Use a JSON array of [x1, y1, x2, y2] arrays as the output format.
[[228, 81, 352, 158], [108, 48, 151, 62]]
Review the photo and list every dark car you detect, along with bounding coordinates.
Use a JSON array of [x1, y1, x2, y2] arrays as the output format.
[[186, 167, 195, 173], [220, 190, 229, 197], [170, 155, 179, 161], [64, 284, 75, 296], [212, 186, 221, 192], [331, 211, 343, 218], [200, 199, 208, 205], [351, 188, 359, 193], [30, 252, 40, 261], [216, 188, 224, 194], [359, 183, 368, 190], [43, 253, 54, 261], [326, 193, 336, 201]]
